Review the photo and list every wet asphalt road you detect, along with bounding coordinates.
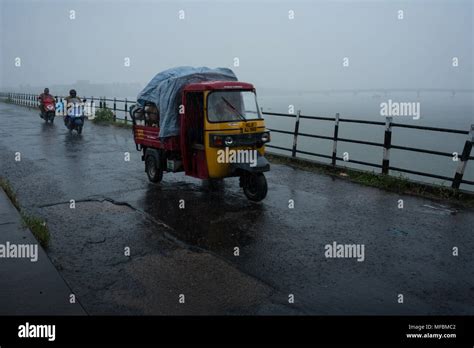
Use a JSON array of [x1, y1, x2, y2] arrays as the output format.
[[1, 102, 474, 315]]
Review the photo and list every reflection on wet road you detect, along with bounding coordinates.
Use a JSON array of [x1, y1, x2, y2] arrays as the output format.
[[1, 103, 474, 315]]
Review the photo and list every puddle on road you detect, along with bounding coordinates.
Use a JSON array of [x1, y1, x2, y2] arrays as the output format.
[[139, 180, 266, 252], [421, 204, 458, 215]]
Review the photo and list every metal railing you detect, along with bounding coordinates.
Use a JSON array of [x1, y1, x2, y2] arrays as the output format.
[[263, 109, 473, 189], [1, 91, 473, 189], [0, 92, 134, 123]]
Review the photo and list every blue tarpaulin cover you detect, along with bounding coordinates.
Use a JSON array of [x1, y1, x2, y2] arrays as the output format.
[[136, 66, 238, 138]]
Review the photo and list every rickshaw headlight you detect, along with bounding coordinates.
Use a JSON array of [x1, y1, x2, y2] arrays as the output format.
[[261, 132, 270, 143], [224, 136, 233, 146]]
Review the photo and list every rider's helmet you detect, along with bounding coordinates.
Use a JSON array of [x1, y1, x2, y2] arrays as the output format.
[[44, 88, 49, 94], [69, 89, 77, 98]]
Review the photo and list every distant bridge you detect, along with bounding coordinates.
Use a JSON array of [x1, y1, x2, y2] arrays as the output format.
[[297, 88, 474, 98]]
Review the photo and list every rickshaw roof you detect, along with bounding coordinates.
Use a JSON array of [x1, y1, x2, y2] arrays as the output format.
[[184, 81, 254, 92], [136, 66, 239, 138]]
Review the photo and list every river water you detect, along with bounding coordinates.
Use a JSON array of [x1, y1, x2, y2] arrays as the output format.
[[259, 92, 474, 191]]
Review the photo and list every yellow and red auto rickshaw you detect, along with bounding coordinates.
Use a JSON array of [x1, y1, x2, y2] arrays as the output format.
[[131, 79, 271, 201]]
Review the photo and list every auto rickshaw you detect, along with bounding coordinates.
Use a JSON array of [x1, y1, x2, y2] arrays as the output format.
[[131, 74, 271, 202]]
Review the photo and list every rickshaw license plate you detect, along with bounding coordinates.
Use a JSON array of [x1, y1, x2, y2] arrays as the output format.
[[244, 122, 257, 133]]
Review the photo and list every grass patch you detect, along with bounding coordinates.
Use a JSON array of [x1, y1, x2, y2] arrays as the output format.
[[20, 212, 50, 248], [92, 108, 133, 128], [0, 177, 50, 248], [266, 152, 474, 207], [92, 107, 114, 124]]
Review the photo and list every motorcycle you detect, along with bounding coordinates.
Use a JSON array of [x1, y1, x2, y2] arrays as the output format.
[[40, 97, 56, 123], [65, 98, 86, 134]]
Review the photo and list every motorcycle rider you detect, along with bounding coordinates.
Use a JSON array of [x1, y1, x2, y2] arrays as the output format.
[[64, 89, 82, 127], [37, 88, 54, 115]]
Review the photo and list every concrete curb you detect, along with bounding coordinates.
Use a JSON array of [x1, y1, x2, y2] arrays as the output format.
[[0, 189, 86, 315]]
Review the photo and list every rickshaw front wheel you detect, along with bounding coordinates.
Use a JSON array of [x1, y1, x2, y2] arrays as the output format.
[[145, 155, 163, 183], [242, 173, 267, 202]]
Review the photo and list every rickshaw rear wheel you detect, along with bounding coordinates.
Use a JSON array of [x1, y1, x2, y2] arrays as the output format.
[[242, 173, 267, 202], [145, 155, 163, 183]]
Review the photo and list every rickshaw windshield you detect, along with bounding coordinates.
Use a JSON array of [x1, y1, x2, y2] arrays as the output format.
[[207, 90, 261, 123]]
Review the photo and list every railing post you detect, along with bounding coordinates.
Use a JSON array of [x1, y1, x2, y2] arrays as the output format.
[[452, 124, 474, 189], [291, 109, 301, 157], [113, 97, 117, 119], [90, 96, 93, 118], [382, 116, 393, 174], [124, 98, 128, 122], [332, 113, 340, 166]]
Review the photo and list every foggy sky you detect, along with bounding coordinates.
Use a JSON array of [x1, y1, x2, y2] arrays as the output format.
[[0, 0, 472, 92]]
